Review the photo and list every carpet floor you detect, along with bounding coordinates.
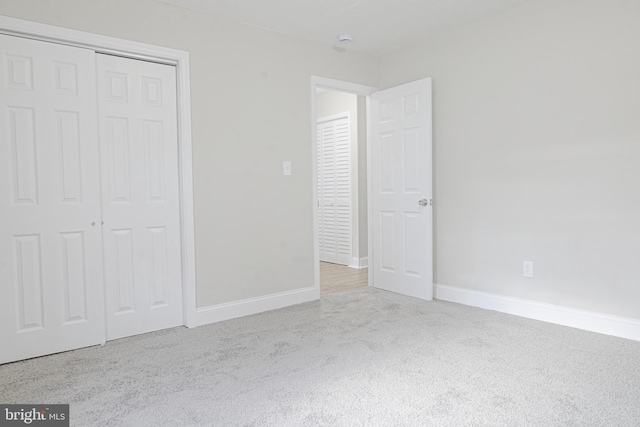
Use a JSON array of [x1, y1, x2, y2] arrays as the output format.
[[1, 287, 640, 426]]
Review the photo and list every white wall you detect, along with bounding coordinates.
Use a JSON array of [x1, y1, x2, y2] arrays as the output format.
[[0, 0, 377, 307], [316, 90, 368, 265], [378, 0, 640, 319]]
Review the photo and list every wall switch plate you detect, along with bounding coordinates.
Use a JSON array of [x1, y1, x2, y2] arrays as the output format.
[[283, 161, 291, 176], [523, 261, 534, 278]]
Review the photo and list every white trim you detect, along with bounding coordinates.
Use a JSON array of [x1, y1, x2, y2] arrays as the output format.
[[311, 76, 377, 296], [435, 284, 640, 342], [0, 15, 197, 328], [195, 287, 318, 326], [317, 111, 349, 124], [175, 60, 197, 328], [348, 257, 368, 269], [313, 76, 378, 96], [0, 16, 178, 64], [366, 96, 373, 288]]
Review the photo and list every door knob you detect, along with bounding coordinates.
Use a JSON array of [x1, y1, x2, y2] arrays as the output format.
[[418, 199, 429, 207]]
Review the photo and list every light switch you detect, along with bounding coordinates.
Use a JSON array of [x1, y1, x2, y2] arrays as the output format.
[[523, 261, 534, 278], [283, 161, 292, 176]]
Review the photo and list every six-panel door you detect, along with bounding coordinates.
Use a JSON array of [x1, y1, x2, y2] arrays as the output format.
[[371, 78, 433, 300], [0, 34, 105, 364], [0, 35, 184, 364], [96, 54, 183, 341]]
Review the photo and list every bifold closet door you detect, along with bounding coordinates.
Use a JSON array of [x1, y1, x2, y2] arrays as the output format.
[[96, 54, 183, 341], [317, 117, 351, 266], [0, 34, 105, 364]]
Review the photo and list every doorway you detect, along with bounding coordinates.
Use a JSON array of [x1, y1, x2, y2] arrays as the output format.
[[312, 78, 376, 295], [311, 76, 434, 301]]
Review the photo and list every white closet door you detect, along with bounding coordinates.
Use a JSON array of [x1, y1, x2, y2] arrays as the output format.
[[0, 34, 104, 364], [317, 117, 351, 266], [96, 54, 183, 340]]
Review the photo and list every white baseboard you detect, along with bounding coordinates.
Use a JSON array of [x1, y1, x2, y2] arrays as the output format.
[[349, 257, 368, 269], [196, 287, 318, 327], [434, 284, 640, 342]]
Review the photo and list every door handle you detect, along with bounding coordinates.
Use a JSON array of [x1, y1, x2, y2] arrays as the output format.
[[418, 199, 429, 207]]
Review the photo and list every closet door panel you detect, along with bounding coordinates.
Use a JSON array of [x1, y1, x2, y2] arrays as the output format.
[[97, 54, 183, 340], [0, 34, 104, 364]]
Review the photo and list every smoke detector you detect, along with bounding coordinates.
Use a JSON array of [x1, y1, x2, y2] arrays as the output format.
[[338, 34, 353, 44]]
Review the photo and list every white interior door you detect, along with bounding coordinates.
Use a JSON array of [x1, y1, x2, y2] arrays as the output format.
[[0, 34, 105, 364], [317, 116, 351, 266], [370, 78, 433, 300], [96, 54, 183, 341]]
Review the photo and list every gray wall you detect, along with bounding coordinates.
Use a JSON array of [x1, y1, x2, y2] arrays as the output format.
[[0, 0, 377, 307], [377, 0, 640, 318], [356, 95, 368, 260], [2, 0, 639, 321]]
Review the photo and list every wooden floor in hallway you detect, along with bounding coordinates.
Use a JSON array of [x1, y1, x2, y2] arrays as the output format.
[[320, 262, 368, 296]]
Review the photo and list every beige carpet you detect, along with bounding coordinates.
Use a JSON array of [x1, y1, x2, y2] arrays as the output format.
[[2, 288, 640, 426]]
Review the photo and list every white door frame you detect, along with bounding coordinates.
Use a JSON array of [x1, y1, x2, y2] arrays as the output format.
[[310, 76, 376, 295], [0, 15, 198, 327]]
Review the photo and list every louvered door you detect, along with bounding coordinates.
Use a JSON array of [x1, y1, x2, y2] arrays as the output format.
[[317, 116, 351, 265]]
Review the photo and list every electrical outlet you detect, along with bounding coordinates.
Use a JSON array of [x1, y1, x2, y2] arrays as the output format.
[[523, 261, 534, 278]]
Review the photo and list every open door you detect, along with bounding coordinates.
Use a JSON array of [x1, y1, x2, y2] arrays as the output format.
[[370, 78, 433, 300]]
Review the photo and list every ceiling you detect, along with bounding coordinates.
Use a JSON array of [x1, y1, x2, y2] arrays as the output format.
[[154, 0, 534, 55]]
